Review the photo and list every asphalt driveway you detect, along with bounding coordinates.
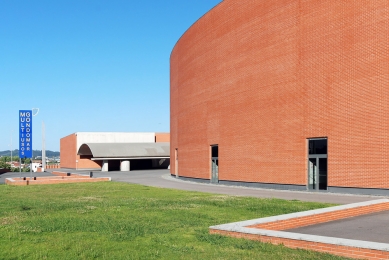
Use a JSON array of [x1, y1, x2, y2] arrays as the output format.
[[42, 169, 387, 204]]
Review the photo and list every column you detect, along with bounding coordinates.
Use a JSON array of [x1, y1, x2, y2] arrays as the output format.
[[120, 160, 130, 171], [102, 160, 109, 172]]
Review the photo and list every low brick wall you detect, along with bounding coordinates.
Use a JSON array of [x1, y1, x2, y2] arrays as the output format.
[[5, 171, 110, 186], [210, 229, 389, 260], [51, 171, 89, 177], [249, 202, 389, 230], [36, 165, 60, 172], [6, 177, 110, 186], [210, 199, 389, 260], [46, 164, 60, 169]]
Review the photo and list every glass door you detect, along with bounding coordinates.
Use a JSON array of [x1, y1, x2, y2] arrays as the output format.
[[308, 158, 317, 190], [211, 158, 218, 183], [211, 145, 218, 183], [318, 158, 328, 190], [307, 139, 327, 191]]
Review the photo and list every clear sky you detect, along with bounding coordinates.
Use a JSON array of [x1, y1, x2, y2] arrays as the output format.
[[0, 0, 222, 152]]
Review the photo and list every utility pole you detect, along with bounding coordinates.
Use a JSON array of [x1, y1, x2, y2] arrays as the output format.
[[10, 131, 12, 168], [42, 121, 46, 172]]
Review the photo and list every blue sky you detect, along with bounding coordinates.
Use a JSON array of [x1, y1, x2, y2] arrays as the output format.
[[0, 0, 222, 152]]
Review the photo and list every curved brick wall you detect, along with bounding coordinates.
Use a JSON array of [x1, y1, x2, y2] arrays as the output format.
[[170, 0, 389, 189]]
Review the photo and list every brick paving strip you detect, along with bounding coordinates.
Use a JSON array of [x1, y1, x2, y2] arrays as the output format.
[[210, 199, 389, 260], [5, 171, 111, 186]]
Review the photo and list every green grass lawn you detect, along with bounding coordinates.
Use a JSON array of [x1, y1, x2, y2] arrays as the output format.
[[0, 182, 349, 259]]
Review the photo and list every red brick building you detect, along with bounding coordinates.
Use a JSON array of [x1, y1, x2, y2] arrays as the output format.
[[170, 0, 389, 195]]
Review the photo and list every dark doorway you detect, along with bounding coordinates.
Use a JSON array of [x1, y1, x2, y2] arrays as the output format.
[[131, 159, 153, 170], [211, 145, 218, 183], [308, 139, 328, 191], [108, 160, 120, 171]]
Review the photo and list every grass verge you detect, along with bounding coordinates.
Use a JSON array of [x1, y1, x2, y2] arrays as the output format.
[[0, 182, 349, 259]]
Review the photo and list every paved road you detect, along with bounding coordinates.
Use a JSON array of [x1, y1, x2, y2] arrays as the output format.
[[46, 168, 386, 205], [1, 169, 386, 204]]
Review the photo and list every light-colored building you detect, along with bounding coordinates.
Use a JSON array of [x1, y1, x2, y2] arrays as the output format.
[[32, 162, 42, 172], [60, 132, 170, 171]]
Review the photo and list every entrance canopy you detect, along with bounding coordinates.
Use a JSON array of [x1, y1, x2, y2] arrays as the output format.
[[78, 142, 170, 160]]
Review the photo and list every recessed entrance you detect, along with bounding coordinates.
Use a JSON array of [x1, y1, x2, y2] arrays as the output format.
[[211, 145, 218, 183], [308, 139, 327, 191]]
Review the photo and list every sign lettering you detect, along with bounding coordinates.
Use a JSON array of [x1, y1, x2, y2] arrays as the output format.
[[19, 110, 32, 158]]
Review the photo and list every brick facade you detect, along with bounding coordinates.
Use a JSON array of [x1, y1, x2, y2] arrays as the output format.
[[170, 0, 389, 189], [60, 133, 101, 169], [155, 133, 170, 143], [60, 133, 77, 169]]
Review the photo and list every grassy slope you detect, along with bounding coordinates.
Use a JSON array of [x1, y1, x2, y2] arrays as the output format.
[[0, 182, 348, 260]]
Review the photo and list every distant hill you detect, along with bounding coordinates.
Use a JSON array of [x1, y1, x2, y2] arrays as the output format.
[[0, 150, 60, 158]]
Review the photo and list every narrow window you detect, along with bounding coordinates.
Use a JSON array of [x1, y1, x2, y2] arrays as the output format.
[[211, 145, 218, 183]]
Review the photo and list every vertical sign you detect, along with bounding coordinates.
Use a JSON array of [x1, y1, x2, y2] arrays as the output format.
[[19, 110, 32, 158]]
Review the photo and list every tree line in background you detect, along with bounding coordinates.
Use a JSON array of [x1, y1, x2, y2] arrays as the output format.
[[0, 156, 31, 172], [0, 150, 60, 157]]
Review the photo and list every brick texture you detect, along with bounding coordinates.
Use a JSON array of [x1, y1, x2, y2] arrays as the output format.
[[210, 229, 389, 260], [60, 134, 101, 169], [170, 0, 389, 189], [155, 133, 170, 143], [210, 201, 389, 259], [5, 172, 110, 186], [60, 133, 77, 169], [249, 202, 389, 230]]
